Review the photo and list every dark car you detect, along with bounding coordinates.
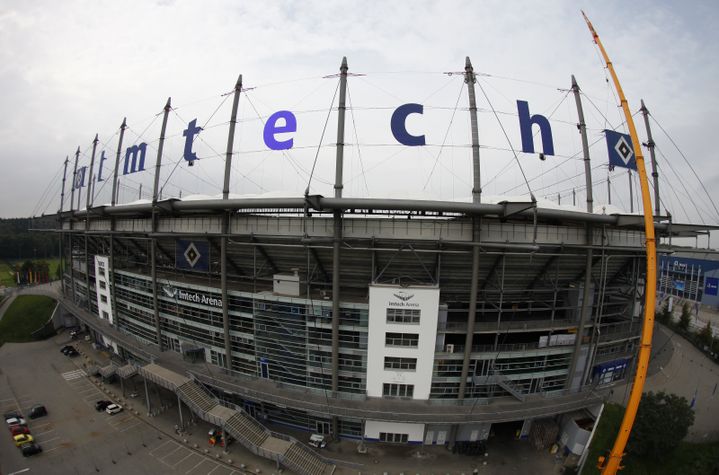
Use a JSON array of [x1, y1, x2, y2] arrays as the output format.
[[65, 348, 80, 357], [20, 442, 42, 457], [28, 405, 47, 419], [60, 345, 74, 354], [95, 400, 112, 411], [3, 411, 21, 420]]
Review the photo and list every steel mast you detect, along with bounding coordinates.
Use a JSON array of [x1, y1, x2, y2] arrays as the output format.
[[582, 11, 657, 474]]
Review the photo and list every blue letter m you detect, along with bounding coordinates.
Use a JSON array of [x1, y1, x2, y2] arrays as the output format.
[[124, 143, 148, 175]]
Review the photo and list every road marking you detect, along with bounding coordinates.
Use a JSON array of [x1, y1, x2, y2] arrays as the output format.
[[185, 458, 206, 474], [173, 452, 195, 468], [33, 428, 56, 437], [120, 421, 143, 432], [149, 439, 172, 456], [207, 464, 221, 475], [8, 468, 30, 475], [62, 369, 87, 381], [160, 444, 183, 461]]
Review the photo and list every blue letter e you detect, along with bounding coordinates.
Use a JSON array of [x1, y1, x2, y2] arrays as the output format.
[[264, 110, 297, 150], [391, 103, 426, 146]]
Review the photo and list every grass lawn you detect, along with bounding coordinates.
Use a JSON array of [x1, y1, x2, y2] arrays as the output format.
[[582, 403, 719, 474], [0, 260, 15, 287], [0, 295, 57, 346], [0, 258, 61, 288]]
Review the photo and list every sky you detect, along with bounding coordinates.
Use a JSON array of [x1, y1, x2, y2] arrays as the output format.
[[1, 0, 718, 233]]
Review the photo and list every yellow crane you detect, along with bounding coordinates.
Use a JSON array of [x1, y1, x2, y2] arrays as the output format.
[[580, 11, 658, 474]]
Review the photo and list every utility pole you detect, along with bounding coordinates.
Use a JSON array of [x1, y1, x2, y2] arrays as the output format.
[[640, 100, 661, 217], [111, 119, 127, 207], [331, 57, 348, 439], [221, 75, 243, 371]]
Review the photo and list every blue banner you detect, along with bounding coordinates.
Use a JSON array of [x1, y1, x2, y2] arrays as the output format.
[[175, 240, 210, 272], [73, 166, 87, 190], [705, 277, 719, 296], [605, 129, 637, 171]]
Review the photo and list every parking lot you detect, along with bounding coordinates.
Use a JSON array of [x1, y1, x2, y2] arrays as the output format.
[[0, 335, 269, 475]]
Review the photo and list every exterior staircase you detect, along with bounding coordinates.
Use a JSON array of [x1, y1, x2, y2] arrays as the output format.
[[139, 363, 334, 475]]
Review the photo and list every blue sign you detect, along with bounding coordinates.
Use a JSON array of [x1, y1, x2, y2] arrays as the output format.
[[705, 277, 719, 296], [264, 110, 297, 150], [97, 151, 108, 181], [605, 129, 637, 171], [673, 280, 686, 291], [124, 143, 148, 175], [175, 240, 210, 272], [391, 103, 426, 146], [183, 119, 203, 164], [517, 100, 554, 156]]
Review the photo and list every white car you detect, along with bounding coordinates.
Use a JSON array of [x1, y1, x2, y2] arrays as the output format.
[[105, 404, 123, 415], [6, 417, 27, 427]]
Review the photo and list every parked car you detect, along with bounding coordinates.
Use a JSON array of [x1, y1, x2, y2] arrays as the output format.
[[309, 434, 327, 448], [95, 400, 112, 411], [10, 425, 30, 436], [66, 348, 79, 357], [28, 405, 47, 419], [3, 411, 21, 420], [13, 433, 34, 447], [105, 404, 123, 415], [6, 417, 27, 427], [60, 345, 74, 354], [20, 442, 42, 457]]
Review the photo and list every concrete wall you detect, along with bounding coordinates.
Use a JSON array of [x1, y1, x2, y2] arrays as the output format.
[[364, 420, 425, 443], [366, 285, 439, 400]]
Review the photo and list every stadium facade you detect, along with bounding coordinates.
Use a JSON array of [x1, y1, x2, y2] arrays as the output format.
[[58, 199, 650, 444]]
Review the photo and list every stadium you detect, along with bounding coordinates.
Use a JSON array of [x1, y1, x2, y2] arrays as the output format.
[[37, 58, 718, 473]]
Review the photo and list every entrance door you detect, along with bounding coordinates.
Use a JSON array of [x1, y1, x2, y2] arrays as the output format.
[[316, 421, 331, 434], [259, 358, 270, 379], [436, 431, 447, 445], [424, 430, 434, 445]]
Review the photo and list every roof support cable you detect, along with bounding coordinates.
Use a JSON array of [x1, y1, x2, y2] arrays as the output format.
[[305, 78, 341, 197], [476, 78, 534, 201], [422, 82, 465, 191]]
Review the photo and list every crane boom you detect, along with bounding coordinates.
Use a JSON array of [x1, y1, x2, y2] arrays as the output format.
[[581, 11, 658, 474]]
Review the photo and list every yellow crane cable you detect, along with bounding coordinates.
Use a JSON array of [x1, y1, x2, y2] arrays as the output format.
[[581, 11, 657, 474]]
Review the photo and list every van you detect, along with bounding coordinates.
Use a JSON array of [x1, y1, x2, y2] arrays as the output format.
[[309, 434, 326, 448]]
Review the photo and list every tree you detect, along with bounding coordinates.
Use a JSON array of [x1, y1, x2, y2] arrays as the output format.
[[678, 302, 692, 331], [628, 391, 695, 459], [698, 321, 714, 349], [656, 301, 671, 325]]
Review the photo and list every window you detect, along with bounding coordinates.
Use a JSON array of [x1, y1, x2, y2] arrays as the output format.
[[384, 357, 417, 371], [386, 308, 421, 324], [100, 295, 108, 303], [102, 311, 109, 320], [382, 383, 414, 398], [385, 332, 419, 347], [98, 268, 106, 277], [379, 432, 409, 443], [99, 281, 107, 290]]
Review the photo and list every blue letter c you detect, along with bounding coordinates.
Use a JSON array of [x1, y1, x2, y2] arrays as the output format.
[[391, 103, 425, 146]]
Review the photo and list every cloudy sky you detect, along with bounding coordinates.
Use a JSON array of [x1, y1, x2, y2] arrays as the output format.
[[1, 0, 718, 229]]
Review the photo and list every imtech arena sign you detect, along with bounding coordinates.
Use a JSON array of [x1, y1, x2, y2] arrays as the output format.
[[72, 98, 558, 189], [162, 285, 222, 309]]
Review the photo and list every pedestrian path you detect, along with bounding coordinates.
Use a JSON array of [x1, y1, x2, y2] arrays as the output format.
[[61, 369, 87, 381]]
